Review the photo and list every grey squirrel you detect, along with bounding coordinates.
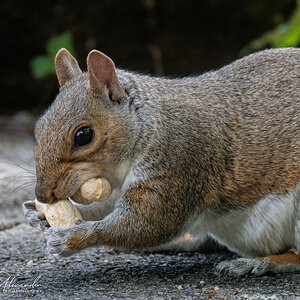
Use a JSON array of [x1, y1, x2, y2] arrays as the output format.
[[24, 47, 300, 276]]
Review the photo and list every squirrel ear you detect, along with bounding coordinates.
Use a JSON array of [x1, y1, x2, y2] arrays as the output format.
[[87, 50, 126, 103], [55, 48, 82, 87]]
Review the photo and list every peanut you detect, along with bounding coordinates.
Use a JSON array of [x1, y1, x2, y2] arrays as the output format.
[[78, 177, 111, 204], [35, 199, 83, 227]]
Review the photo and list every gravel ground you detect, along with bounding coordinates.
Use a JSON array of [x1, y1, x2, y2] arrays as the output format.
[[0, 132, 299, 300]]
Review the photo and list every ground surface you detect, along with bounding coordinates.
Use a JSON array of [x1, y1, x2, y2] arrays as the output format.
[[0, 132, 299, 300]]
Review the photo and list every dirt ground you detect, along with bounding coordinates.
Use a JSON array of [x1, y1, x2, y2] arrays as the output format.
[[0, 132, 299, 300]]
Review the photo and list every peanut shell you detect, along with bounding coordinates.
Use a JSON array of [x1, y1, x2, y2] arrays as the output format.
[[79, 177, 111, 204], [35, 199, 82, 227]]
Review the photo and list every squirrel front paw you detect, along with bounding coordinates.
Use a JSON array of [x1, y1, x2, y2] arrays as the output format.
[[45, 221, 92, 256], [23, 200, 50, 231], [24, 200, 94, 256]]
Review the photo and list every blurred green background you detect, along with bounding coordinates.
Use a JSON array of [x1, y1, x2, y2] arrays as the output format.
[[1, 0, 299, 114]]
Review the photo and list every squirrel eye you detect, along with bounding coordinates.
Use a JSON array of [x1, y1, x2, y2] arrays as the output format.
[[74, 126, 94, 148]]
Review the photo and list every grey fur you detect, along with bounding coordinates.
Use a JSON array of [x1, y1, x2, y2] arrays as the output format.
[[23, 48, 300, 276]]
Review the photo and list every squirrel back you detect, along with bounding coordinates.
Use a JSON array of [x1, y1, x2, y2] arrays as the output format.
[[117, 48, 300, 212]]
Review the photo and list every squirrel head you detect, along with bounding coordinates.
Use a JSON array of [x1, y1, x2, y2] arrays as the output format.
[[34, 48, 131, 203]]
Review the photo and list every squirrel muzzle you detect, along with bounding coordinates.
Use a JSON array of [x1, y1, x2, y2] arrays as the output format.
[[35, 178, 58, 203]]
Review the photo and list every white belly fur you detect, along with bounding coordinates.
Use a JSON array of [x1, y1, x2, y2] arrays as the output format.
[[185, 182, 300, 257]]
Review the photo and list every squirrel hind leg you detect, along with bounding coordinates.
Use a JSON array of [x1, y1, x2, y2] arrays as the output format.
[[216, 250, 300, 277]]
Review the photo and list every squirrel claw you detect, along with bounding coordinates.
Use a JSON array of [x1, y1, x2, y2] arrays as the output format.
[[46, 222, 90, 257], [23, 200, 50, 231], [216, 257, 300, 276], [216, 258, 263, 277], [46, 227, 77, 256]]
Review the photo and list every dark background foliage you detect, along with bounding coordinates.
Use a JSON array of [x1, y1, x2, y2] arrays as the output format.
[[1, 0, 297, 114]]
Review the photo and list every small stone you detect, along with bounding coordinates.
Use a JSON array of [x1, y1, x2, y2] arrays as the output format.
[[200, 280, 206, 285]]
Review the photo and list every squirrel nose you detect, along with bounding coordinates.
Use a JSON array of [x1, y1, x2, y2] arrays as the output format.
[[35, 179, 57, 203]]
